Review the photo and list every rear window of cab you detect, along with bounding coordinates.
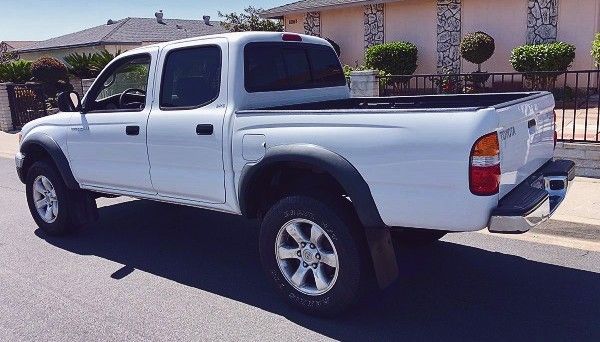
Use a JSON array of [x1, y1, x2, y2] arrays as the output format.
[[244, 42, 346, 93]]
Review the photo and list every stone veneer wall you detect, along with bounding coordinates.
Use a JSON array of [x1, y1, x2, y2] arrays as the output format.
[[81, 78, 95, 97], [527, 0, 559, 44], [556, 142, 600, 178], [304, 12, 322, 36], [0, 83, 13, 132], [436, 0, 462, 74], [364, 4, 385, 49]]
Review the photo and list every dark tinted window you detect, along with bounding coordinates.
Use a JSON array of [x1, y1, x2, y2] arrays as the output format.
[[160, 46, 221, 109], [244, 42, 345, 92]]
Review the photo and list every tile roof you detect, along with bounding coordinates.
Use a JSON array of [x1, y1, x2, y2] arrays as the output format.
[[2, 41, 38, 50], [19, 17, 227, 52], [261, 0, 373, 18]]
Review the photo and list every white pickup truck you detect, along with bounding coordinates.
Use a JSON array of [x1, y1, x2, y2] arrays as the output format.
[[16, 32, 574, 316]]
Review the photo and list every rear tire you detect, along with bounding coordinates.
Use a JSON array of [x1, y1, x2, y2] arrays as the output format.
[[26, 160, 80, 236], [259, 194, 369, 316]]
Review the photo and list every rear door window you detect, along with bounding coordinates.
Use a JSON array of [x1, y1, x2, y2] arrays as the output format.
[[160, 45, 221, 109], [244, 42, 345, 92]]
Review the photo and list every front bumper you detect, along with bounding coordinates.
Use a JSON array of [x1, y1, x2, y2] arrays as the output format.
[[488, 159, 575, 234], [15, 152, 25, 183]]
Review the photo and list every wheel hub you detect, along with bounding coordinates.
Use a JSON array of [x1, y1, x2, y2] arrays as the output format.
[[275, 218, 339, 296], [302, 249, 315, 263], [32, 175, 59, 224]]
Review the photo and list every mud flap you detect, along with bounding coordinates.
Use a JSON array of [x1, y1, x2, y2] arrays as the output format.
[[69, 191, 99, 227], [364, 227, 398, 289]]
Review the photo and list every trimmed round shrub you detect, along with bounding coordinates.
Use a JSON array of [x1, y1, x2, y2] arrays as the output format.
[[31, 56, 69, 84], [364, 42, 418, 75], [460, 31, 495, 70], [510, 42, 575, 72], [325, 38, 341, 57], [591, 33, 600, 67]]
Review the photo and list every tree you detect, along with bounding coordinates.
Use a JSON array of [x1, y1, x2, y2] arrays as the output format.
[[460, 31, 495, 72], [218, 6, 283, 32], [0, 42, 19, 65]]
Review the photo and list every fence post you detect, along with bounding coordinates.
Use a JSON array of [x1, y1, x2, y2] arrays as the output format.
[[81, 78, 95, 97], [0, 83, 14, 132], [349, 70, 380, 97]]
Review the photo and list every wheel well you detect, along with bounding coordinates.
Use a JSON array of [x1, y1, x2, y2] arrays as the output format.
[[21, 144, 53, 179], [244, 161, 348, 220]]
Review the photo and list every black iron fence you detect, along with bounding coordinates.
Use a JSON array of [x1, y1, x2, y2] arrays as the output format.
[[6, 83, 48, 130], [379, 69, 600, 143]]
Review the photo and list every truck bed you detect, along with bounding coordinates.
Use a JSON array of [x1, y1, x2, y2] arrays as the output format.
[[251, 92, 544, 111]]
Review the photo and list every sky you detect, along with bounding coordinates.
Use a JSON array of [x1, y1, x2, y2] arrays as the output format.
[[0, 0, 288, 41]]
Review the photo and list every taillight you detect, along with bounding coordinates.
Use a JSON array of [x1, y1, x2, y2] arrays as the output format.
[[469, 132, 500, 196]]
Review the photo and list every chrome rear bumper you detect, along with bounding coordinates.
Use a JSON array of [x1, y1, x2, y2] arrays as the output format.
[[488, 159, 574, 234]]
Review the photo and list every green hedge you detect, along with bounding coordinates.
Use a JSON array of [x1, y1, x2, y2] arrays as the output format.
[[510, 42, 575, 72], [591, 33, 600, 67], [364, 42, 418, 75], [0, 60, 32, 83]]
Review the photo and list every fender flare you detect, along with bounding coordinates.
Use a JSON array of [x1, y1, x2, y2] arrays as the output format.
[[20, 133, 80, 190], [239, 144, 398, 288], [239, 144, 385, 229]]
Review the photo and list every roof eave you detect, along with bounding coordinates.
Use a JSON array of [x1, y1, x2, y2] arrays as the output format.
[[261, 0, 395, 18], [18, 41, 141, 53]]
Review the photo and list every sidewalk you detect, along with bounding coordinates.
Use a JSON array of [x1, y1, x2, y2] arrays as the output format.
[[1, 130, 599, 241], [0, 131, 19, 159]]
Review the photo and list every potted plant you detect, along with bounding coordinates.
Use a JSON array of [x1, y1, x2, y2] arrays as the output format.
[[460, 31, 495, 85]]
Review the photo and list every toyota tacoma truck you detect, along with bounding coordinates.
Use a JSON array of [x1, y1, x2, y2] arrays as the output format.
[[15, 32, 574, 316]]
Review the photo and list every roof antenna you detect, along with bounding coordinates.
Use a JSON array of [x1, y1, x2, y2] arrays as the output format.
[[155, 10, 165, 24]]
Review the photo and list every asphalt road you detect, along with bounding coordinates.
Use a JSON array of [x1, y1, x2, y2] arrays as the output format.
[[0, 156, 599, 341]]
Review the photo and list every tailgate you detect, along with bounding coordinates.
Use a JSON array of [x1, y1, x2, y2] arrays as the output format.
[[496, 92, 556, 198]]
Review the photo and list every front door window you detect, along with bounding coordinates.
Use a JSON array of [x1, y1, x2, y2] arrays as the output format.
[[86, 55, 151, 112]]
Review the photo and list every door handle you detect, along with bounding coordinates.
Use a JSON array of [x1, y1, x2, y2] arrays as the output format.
[[126, 125, 140, 136], [196, 124, 213, 135]]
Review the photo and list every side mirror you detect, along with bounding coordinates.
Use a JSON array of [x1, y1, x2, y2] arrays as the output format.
[[57, 91, 81, 112]]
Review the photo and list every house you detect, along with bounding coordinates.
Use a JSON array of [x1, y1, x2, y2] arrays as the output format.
[[17, 12, 227, 61], [262, 0, 599, 74], [0, 41, 38, 52]]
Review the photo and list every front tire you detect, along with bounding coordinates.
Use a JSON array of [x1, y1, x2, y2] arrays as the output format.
[[259, 195, 368, 316], [26, 160, 79, 236]]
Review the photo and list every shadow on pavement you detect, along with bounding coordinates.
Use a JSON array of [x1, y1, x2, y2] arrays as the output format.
[[36, 199, 600, 341]]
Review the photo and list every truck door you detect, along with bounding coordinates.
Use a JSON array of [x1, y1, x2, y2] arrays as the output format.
[[67, 47, 158, 194], [147, 38, 227, 203]]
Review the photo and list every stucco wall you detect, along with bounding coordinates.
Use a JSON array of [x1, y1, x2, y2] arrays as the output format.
[[284, 13, 306, 34], [281, 0, 600, 75], [386, 0, 438, 74], [558, 0, 599, 70], [321, 7, 364, 66], [461, 0, 528, 73]]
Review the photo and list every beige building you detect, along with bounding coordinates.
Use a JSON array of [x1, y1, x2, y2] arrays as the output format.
[[262, 0, 600, 74]]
